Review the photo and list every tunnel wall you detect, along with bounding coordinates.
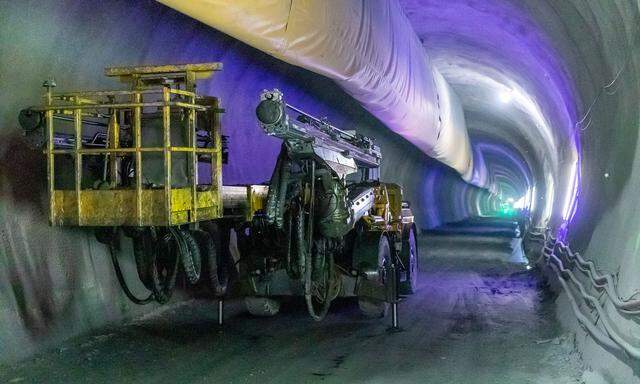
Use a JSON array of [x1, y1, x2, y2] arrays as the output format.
[[522, 0, 640, 381], [0, 0, 478, 363]]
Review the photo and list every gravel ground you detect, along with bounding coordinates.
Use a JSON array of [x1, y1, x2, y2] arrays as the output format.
[[0, 232, 583, 383]]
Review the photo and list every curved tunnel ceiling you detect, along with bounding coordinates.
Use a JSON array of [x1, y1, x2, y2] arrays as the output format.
[[399, 0, 583, 225], [472, 134, 534, 199]]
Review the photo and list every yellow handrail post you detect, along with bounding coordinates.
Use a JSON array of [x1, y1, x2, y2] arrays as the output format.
[[45, 80, 55, 225], [133, 89, 143, 226], [212, 97, 222, 217], [74, 96, 83, 225], [189, 93, 198, 224], [108, 112, 120, 187], [162, 85, 172, 226]]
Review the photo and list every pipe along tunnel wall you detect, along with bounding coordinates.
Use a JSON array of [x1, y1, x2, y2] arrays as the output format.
[[0, 0, 485, 363]]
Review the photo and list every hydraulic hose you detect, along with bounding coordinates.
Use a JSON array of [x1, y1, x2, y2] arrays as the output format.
[[108, 242, 154, 305], [191, 229, 228, 296], [284, 208, 296, 279], [265, 155, 282, 222], [132, 232, 154, 291], [266, 151, 292, 229], [293, 202, 306, 280], [174, 228, 201, 285], [304, 238, 334, 321], [274, 158, 292, 228], [109, 228, 183, 305], [150, 230, 180, 304]]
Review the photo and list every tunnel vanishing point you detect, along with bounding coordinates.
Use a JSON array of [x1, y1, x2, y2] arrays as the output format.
[[0, 1, 639, 383]]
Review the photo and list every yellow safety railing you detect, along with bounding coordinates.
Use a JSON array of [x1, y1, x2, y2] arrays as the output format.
[[37, 63, 224, 227]]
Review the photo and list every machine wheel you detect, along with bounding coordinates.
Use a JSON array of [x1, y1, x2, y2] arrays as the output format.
[[244, 297, 281, 317], [358, 235, 390, 318], [400, 224, 419, 294]]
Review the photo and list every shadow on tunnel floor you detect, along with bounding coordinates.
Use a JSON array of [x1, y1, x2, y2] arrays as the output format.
[[422, 216, 522, 238], [419, 217, 528, 264]]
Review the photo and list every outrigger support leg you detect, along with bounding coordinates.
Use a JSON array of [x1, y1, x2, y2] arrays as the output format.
[[387, 262, 402, 333], [218, 299, 224, 326]]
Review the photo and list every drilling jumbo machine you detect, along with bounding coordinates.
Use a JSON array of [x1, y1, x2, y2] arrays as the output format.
[[235, 90, 419, 321], [20, 63, 418, 324]]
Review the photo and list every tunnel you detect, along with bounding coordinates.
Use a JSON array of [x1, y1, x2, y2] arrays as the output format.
[[0, 0, 639, 382]]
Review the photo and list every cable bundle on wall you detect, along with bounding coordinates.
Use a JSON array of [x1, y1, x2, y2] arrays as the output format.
[[535, 231, 640, 360], [556, 243, 640, 314]]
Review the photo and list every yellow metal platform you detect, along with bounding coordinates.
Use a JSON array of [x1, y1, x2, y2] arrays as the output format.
[[52, 188, 220, 226]]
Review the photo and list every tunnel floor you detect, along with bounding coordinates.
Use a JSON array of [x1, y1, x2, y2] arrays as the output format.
[[0, 225, 583, 384]]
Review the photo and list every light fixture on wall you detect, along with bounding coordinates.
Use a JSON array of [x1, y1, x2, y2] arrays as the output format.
[[499, 89, 514, 103], [561, 159, 580, 221]]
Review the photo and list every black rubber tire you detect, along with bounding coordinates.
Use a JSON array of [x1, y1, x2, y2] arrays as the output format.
[[358, 235, 390, 318], [177, 228, 201, 285], [191, 229, 228, 296], [399, 224, 419, 294]]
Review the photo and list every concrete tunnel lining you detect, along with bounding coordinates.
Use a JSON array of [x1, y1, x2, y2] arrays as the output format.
[[0, 0, 639, 382]]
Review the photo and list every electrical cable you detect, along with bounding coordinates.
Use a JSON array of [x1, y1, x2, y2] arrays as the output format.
[[575, 23, 639, 132], [546, 259, 621, 352], [557, 244, 640, 312], [150, 230, 180, 304], [108, 242, 155, 305], [546, 250, 640, 358], [539, 233, 640, 359]]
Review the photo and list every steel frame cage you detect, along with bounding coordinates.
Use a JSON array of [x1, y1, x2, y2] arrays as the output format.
[[39, 63, 224, 227]]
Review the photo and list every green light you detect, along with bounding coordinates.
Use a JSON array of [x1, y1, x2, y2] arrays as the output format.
[[495, 200, 517, 217]]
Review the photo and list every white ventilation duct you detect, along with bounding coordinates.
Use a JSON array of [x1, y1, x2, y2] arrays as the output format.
[[157, 0, 485, 186]]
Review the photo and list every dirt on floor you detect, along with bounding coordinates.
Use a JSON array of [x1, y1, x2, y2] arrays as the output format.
[[0, 234, 584, 384]]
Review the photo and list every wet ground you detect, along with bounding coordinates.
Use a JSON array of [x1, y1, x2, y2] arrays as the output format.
[[0, 220, 583, 383]]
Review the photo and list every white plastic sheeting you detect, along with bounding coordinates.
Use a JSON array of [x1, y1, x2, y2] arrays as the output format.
[[157, 0, 485, 186]]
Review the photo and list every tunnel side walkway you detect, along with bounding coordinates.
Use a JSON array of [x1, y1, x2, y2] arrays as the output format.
[[0, 224, 583, 383]]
